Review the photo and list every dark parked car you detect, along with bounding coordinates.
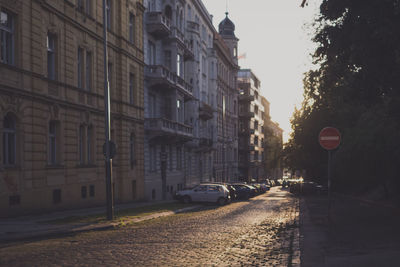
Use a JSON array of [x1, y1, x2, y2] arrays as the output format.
[[289, 182, 327, 195], [231, 184, 253, 200], [225, 184, 238, 201]]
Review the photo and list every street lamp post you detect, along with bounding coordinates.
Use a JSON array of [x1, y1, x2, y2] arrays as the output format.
[[103, 0, 114, 220]]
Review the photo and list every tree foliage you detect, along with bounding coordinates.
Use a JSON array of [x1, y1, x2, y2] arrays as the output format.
[[284, 0, 400, 194]]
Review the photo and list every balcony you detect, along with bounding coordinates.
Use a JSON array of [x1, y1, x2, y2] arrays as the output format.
[[146, 12, 171, 37], [145, 118, 193, 140], [145, 65, 193, 97], [199, 102, 214, 120], [186, 21, 199, 35], [184, 39, 194, 60], [238, 94, 254, 102], [170, 27, 185, 46], [239, 111, 255, 118], [199, 138, 213, 147]]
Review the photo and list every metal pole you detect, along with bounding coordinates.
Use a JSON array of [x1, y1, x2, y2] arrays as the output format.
[[103, 0, 114, 220], [327, 150, 332, 219]]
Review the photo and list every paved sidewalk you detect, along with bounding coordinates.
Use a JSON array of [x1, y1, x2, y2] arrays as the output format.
[[300, 193, 400, 267], [0, 201, 200, 244]]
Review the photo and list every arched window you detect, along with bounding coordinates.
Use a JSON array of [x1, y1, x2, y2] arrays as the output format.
[[3, 113, 16, 165], [179, 10, 183, 31], [165, 5, 172, 22]]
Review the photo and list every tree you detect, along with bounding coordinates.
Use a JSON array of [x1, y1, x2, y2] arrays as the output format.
[[285, 0, 400, 196]]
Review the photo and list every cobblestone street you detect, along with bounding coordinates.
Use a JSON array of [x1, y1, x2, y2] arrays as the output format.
[[0, 187, 299, 267]]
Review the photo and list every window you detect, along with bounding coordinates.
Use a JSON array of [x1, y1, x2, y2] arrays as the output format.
[[130, 133, 135, 168], [0, 10, 14, 65], [53, 189, 61, 204], [187, 5, 191, 20], [176, 147, 182, 169], [164, 50, 171, 69], [254, 136, 258, 145], [132, 180, 136, 199], [148, 41, 155, 65], [106, 0, 112, 30], [176, 99, 183, 123], [202, 56, 206, 74], [85, 0, 91, 15], [89, 184, 95, 197], [129, 12, 135, 44], [87, 125, 92, 163], [79, 125, 84, 164], [47, 33, 56, 80], [176, 53, 183, 77], [48, 121, 57, 165], [77, 0, 83, 10], [150, 145, 156, 171], [149, 93, 156, 117], [81, 186, 87, 198], [85, 51, 92, 91], [3, 113, 16, 166], [77, 47, 83, 88], [233, 46, 237, 57], [129, 72, 135, 105], [168, 145, 173, 170]]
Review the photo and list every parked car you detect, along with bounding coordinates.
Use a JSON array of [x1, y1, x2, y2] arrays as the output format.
[[175, 184, 231, 205], [224, 184, 237, 201], [231, 184, 255, 200], [289, 181, 328, 195], [260, 183, 270, 193]]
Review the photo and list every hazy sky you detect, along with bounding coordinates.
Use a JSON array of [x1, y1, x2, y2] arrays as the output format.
[[202, 0, 322, 142]]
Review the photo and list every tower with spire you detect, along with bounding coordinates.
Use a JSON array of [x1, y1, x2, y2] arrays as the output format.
[[218, 12, 239, 65]]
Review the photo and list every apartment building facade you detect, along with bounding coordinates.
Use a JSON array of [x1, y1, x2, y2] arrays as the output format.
[[237, 69, 264, 182], [0, 0, 145, 216], [261, 96, 283, 180], [143, 0, 219, 200], [213, 13, 239, 182]]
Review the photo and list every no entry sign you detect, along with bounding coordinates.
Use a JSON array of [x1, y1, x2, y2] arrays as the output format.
[[319, 127, 341, 150]]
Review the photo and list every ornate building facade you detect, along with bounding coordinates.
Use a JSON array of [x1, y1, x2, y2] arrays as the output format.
[[143, 0, 219, 200], [214, 13, 239, 182], [238, 69, 264, 182], [0, 0, 145, 216], [143, 0, 240, 200]]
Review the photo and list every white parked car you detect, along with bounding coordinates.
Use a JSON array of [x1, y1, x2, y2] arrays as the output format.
[[175, 184, 231, 205]]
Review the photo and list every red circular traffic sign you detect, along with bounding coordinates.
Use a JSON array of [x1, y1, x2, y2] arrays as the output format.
[[319, 127, 341, 150]]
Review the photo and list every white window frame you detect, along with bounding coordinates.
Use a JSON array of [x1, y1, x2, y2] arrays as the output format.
[[0, 10, 14, 65], [47, 33, 56, 80]]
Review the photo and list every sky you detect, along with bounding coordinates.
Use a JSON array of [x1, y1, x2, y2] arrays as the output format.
[[202, 0, 322, 142]]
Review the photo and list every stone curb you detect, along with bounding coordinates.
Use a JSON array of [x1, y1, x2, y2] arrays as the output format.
[[0, 205, 202, 245]]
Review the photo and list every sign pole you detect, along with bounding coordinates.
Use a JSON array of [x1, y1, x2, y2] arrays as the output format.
[[318, 127, 341, 222], [327, 150, 332, 219]]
